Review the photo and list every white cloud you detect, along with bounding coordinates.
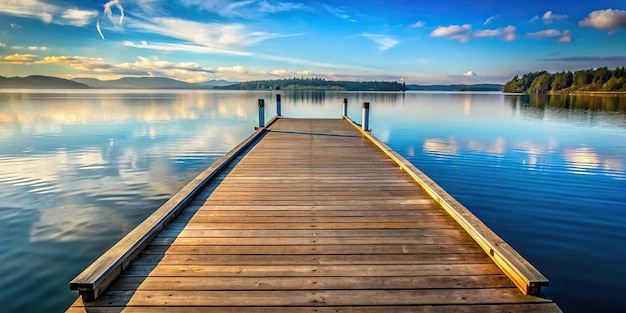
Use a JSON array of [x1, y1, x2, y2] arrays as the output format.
[[432, 24, 516, 42], [527, 29, 562, 39], [61, 8, 98, 26], [431, 24, 472, 37], [0, 0, 97, 26], [0, 42, 6, 47], [217, 65, 247, 73], [463, 71, 478, 77], [0, 0, 55, 23], [579, 9, 626, 30], [27, 46, 48, 51], [270, 69, 292, 76], [473, 25, 517, 41], [361, 34, 399, 50], [557, 30, 573, 43], [530, 16, 539, 23], [484, 15, 499, 25], [411, 21, 425, 28], [542, 11, 568, 24], [1, 53, 38, 63]]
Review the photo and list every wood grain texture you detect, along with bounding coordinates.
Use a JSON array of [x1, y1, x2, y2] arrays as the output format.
[[68, 118, 560, 312]]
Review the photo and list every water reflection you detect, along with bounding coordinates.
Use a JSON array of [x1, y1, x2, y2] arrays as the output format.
[[1, 90, 625, 313], [423, 138, 459, 155]]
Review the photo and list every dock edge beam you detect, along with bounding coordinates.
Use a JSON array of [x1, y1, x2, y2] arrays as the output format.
[[69, 116, 280, 301], [343, 117, 549, 296]]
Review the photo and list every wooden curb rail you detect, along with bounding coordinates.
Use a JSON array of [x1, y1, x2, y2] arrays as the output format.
[[342, 108, 549, 296], [69, 116, 279, 301]]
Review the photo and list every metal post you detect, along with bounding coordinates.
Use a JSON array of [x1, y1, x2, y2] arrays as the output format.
[[276, 94, 282, 116], [258, 99, 265, 128], [342, 98, 348, 117], [361, 102, 370, 131]]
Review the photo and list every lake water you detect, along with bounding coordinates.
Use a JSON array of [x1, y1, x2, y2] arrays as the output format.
[[0, 90, 625, 312]]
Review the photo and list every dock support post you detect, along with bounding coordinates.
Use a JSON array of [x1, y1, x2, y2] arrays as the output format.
[[343, 98, 348, 117], [361, 102, 370, 131], [258, 99, 265, 128], [276, 94, 282, 116]]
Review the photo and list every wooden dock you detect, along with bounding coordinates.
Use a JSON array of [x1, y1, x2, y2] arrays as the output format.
[[68, 115, 561, 312]]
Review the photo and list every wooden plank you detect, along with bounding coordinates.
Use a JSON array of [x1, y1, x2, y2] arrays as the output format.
[[155, 228, 463, 238], [132, 253, 492, 266], [106, 275, 514, 290], [68, 304, 563, 313], [74, 289, 552, 307], [142, 244, 483, 255], [150, 236, 470, 246], [122, 263, 504, 277]]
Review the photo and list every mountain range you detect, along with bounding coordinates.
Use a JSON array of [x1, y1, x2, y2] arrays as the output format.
[[0, 75, 503, 91]]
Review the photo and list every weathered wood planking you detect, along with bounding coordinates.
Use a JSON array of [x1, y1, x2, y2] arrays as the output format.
[[69, 117, 560, 312]]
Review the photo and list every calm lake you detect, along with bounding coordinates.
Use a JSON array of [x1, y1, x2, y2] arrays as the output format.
[[1, 90, 625, 312]]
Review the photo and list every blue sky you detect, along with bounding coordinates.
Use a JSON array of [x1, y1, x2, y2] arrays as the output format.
[[1, 0, 625, 84]]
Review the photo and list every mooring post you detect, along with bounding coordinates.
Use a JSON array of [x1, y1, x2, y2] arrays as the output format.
[[361, 102, 370, 131], [258, 98, 265, 128], [342, 98, 348, 118], [276, 94, 282, 116]]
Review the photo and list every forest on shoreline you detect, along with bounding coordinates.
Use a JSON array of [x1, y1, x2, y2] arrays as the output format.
[[503, 67, 626, 94]]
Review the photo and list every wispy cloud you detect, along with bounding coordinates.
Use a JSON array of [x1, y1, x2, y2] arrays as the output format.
[[122, 41, 252, 56], [527, 29, 573, 42], [527, 29, 561, 39], [484, 15, 499, 25], [6, 45, 48, 51], [179, 0, 304, 18], [361, 34, 399, 50], [410, 21, 425, 28], [579, 9, 626, 30], [1, 53, 38, 64], [103, 0, 124, 26], [128, 17, 293, 51], [0, 0, 55, 23], [0, 42, 6, 47], [432, 24, 516, 42], [473, 26, 517, 41], [97, 0, 125, 40], [61, 9, 98, 27], [542, 11, 568, 24], [0, 0, 97, 26]]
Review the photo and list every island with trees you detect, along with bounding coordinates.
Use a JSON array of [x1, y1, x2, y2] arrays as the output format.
[[503, 67, 626, 94], [215, 78, 406, 91]]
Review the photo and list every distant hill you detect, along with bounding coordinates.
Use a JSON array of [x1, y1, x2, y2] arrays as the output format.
[[406, 84, 503, 91], [73, 77, 195, 89], [0, 75, 89, 89], [195, 79, 239, 87], [72, 77, 239, 89]]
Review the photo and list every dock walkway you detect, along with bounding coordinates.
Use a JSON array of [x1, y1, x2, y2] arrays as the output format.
[[68, 117, 561, 312]]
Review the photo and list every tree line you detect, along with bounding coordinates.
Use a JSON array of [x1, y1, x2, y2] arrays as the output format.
[[215, 78, 405, 91], [503, 67, 626, 93]]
